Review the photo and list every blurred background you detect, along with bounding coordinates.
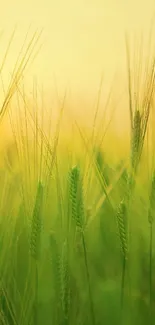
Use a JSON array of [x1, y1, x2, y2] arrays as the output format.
[[0, 0, 155, 143]]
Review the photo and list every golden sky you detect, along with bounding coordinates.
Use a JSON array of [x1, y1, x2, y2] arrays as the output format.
[[0, 0, 155, 135]]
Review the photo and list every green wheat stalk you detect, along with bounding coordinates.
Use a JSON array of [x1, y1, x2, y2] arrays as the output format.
[[49, 231, 62, 324], [69, 165, 95, 325], [30, 181, 43, 261], [50, 232, 71, 324], [30, 181, 44, 325], [60, 239, 70, 325], [131, 109, 141, 176], [116, 199, 128, 323], [148, 171, 155, 323]]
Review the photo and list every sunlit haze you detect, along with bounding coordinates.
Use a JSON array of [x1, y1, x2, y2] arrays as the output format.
[[0, 0, 155, 142]]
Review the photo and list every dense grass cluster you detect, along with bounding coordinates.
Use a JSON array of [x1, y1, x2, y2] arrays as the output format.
[[1, 30, 155, 325]]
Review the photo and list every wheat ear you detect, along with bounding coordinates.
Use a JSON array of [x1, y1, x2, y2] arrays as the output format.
[[131, 109, 141, 174], [69, 165, 95, 325], [116, 199, 128, 323]]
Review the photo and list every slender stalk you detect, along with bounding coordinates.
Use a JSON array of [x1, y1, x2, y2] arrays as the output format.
[[149, 222, 153, 319], [120, 256, 126, 324], [81, 231, 96, 325]]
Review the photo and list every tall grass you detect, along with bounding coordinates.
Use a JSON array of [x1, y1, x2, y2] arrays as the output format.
[[0, 29, 155, 325]]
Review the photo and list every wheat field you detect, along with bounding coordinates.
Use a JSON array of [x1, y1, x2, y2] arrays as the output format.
[[0, 25, 155, 325]]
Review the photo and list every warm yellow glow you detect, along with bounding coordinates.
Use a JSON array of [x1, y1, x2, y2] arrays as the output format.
[[0, 0, 155, 138]]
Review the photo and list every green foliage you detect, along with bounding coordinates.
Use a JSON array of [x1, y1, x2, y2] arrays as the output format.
[[1, 30, 155, 325]]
